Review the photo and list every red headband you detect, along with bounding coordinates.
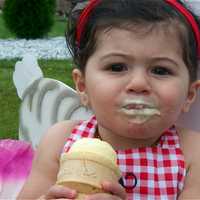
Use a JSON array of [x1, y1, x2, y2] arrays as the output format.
[[165, 0, 200, 57], [76, 0, 200, 57], [76, 0, 101, 46]]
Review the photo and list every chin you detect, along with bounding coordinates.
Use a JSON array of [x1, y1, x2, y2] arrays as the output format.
[[124, 119, 163, 138]]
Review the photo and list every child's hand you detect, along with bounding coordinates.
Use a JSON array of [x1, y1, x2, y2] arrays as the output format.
[[42, 184, 77, 199], [84, 181, 127, 200]]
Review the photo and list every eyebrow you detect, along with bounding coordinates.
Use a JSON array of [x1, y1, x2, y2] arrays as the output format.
[[100, 52, 133, 60], [151, 57, 180, 68], [100, 53, 180, 67]]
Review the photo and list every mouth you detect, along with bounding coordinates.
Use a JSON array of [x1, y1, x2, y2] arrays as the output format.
[[123, 103, 154, 110], [121, 98, 157, 110], [119, 99, 160, 124]]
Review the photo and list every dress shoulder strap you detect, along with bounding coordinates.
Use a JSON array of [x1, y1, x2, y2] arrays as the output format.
[[158, 126, 181, 149], [63, 116, 97, 152]]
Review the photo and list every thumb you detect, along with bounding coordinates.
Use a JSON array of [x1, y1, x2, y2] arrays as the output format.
[[45, 185, 76, 199], [101, 181, 127, 200]]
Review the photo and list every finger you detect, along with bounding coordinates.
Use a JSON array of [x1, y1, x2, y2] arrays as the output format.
[[85, 193, 121, 200], [101, 181, 127, 200], [45, 185, 76, 199]]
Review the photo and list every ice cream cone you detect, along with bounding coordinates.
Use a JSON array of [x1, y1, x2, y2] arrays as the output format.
[[56, 138, 121, 199], [75, 193, 87, 200]]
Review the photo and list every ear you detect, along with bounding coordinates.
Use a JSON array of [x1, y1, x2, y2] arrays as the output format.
[[182, 80, 200, 112], [72, 68, 89, 106]]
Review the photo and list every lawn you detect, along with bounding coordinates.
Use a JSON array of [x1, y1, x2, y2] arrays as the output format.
[[0, 59, 74, 139], [0, 12, 73, 139]]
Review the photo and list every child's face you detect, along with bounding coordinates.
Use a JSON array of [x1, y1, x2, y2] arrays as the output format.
[[73, 27, 199, 141]]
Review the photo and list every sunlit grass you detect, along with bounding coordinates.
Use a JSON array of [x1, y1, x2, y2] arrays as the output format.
[[0, 59, 74, 139]]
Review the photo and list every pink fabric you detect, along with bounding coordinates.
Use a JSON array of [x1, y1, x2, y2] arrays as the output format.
[[63, 116, 186, 200], [0, 139, 34, 199]]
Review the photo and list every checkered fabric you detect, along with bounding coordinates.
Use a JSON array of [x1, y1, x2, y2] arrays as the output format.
[[63, 116, 186, 200]]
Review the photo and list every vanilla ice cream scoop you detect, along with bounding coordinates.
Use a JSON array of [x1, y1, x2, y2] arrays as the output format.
[[56, 138, 121, 199]]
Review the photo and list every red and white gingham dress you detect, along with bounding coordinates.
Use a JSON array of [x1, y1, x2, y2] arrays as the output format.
[[63, 116, 186, 200]]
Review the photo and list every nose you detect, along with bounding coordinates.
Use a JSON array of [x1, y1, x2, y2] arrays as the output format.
[[125, 69, 151, 95]]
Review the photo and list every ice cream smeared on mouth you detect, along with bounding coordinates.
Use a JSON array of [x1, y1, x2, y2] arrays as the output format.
[[119, 98, 161, 124]]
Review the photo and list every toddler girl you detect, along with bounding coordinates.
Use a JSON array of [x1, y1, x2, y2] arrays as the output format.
[[18, 0, 200, 199]]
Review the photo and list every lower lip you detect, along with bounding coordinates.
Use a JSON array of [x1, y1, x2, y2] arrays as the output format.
[[119, 108, 160, 124], [120, 107, 160, 115]]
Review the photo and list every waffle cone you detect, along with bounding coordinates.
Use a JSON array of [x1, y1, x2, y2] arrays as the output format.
[[57, 138, 121, 198], [75, 193, 87, 200], [57, 158, 119, 194]]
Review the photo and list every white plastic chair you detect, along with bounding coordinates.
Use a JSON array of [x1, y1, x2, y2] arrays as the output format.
[[13, 54, 93, 149]]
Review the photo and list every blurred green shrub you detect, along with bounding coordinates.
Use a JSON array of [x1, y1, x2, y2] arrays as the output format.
[[3, 0, 56, 39]]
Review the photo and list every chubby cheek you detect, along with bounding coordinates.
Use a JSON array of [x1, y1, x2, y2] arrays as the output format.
[[159, 89, 188, 122], [86, 78, 119, 109], [89, 91, 116, 114], [87, 85, 111, 112]]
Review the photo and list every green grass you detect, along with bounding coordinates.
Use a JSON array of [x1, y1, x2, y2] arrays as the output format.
[[0, 13, 67, 39], [0, 59, 74, 139], [0, 11, 70, 139], [48, 16, 67, 37]]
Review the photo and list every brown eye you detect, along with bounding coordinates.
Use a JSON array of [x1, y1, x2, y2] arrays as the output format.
[[108, 63, 128, 72], [151, 66, 173, 76]]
